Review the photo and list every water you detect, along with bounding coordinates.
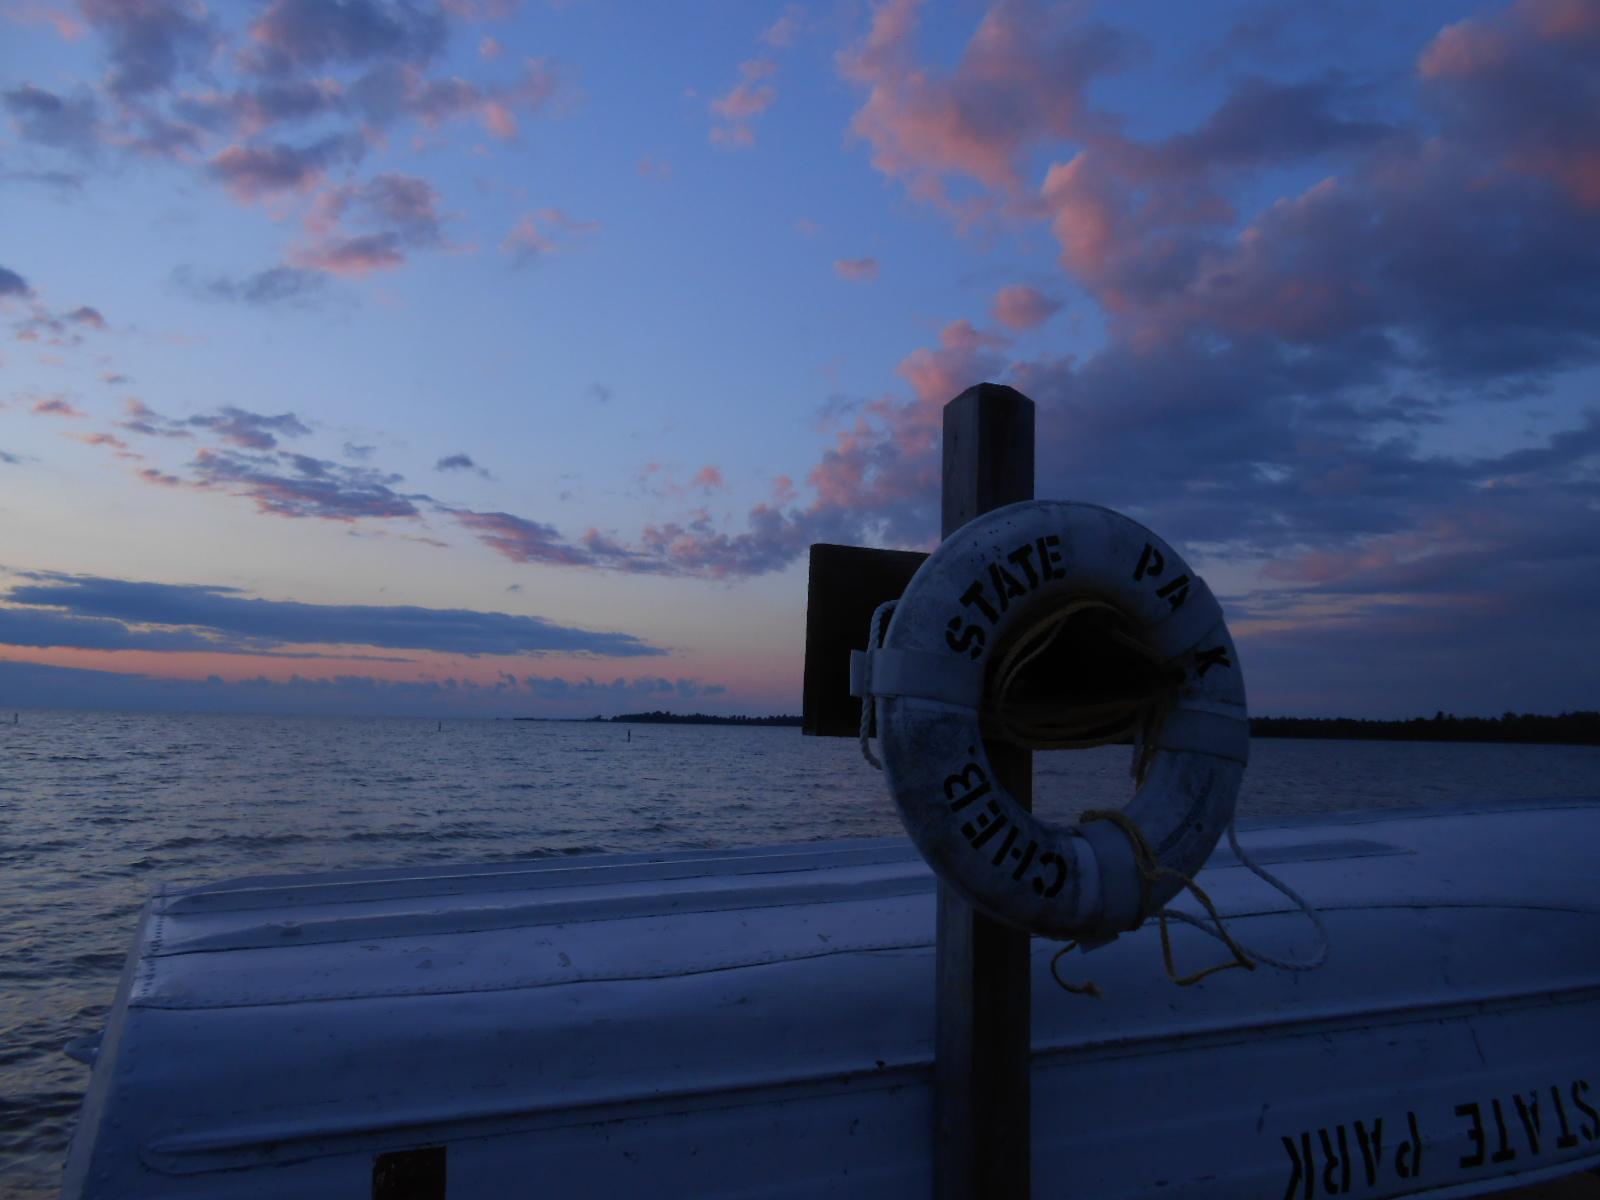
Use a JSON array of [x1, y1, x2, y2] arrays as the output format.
[[2, 709, 1597, 1197]]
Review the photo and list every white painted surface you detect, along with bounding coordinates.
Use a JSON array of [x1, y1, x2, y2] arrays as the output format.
[[62, 799, 1600, 1198]]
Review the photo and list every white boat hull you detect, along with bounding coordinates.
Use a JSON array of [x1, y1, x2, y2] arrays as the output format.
[[62, 799, 1600, 1198]]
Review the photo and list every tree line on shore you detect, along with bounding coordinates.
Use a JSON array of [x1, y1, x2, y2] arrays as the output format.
[[1248, 711, 1598, 745], [590, 709, 1599, 746]]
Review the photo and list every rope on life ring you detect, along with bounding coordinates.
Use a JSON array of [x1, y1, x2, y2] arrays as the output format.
[[851, 500, 1328, 991]]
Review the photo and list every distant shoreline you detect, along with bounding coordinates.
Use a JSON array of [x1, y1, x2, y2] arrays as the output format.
[[1247, 713, 1598, 746], [511, 710, 1599, 746]]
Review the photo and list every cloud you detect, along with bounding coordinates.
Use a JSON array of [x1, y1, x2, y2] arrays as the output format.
[[2, 84, 101, 155], [30, 394, 86, 418], [838, 0, 1134, 212], [4, 3, 87, 40], [0, 266, 32, 298], [500, 206, 597, 264], [436, 452, 491, 478], [636, 155, 672, 180], [187, 447, 426, 520], [178, 265, 328, 306], [0, 659, 730, 718], [991, 284, 1060, 331], [243, 0, 448, 75], [833, 256, 879, 282], [295, 172, 447, 276], [691, 465, 725, 492], [117, 397, 190, 438], [189, 407, 311, 449], [67, 430, 138, 459], [710, 58, 777, 148], [1418, 0, 1600, 208], [65, 305, 105, 328], [761, 6, 806, 48], [11, 297, 110, 346], [449, 509, 594, 566], [207, 133, 366, 201], [119, 401, 311, 448], [0, 168, 86, 193], [79, 0, 218, 99], [3, 570, 669, 658], [111, 400, 441, 524]]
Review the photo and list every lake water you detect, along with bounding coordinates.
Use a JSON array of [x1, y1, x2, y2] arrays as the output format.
[[3, 709, 1598, 1198]]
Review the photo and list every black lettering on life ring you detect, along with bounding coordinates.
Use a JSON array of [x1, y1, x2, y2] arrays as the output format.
[[943, 762, 991, 812], [961, 798, 1008, 849], [960, 580, 1000, 625], [1133, 542, 1165, 581], [1155, 573, 1190, 611], [1032, 851, 1066, 898], [945, 617, 986, 659], [1037, 534, 1064, 580], [987, 561, 1028, 613], [1006, 543, 1040, 588], [1009, 838, 1038, 881]]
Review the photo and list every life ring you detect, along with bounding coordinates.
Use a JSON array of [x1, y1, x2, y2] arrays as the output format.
[[851, 501, 1248, 941]]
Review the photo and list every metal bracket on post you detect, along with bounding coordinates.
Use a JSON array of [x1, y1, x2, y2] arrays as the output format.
[[936, 382, 1035, 1200]]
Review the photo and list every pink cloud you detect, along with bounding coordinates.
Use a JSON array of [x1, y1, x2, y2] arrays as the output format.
[[478, 36, 503, 60], [208, 136, 362, 203], [1417, 0, 1600, 209], [452, 509, 595, 567], [710, 59, 777, 148], [293, 232, 405, 277], [833, 256, 879, 281], [68, 430, 139, 459], [691, 465, 725, 491], [991, 284, 1061, 331], [400, 59, 557, 140], [294, 173, 446, 276], [761, 6, 805, 47], [65, 305, 106, 329], [838, 0, 1130, 211], [5, 2, 86, 40], [31, 395, 85, 418], [500, 207, 597, 263]]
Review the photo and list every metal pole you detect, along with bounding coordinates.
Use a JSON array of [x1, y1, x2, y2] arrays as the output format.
[[935, 383, 1035, 1199]]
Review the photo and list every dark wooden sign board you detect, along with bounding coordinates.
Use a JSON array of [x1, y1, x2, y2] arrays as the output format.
[[801, 543, 927, 737], [802, 382, 1036, 1200]]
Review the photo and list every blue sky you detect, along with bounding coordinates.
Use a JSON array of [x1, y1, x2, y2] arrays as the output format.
[[2, 0, 1597, 718]]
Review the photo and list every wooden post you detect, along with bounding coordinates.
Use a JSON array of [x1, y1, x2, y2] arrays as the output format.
[[936, 383, 1035, 1199]]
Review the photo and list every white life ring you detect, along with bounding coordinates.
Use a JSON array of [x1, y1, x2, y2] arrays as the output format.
[[851, 501, 1248, 941]]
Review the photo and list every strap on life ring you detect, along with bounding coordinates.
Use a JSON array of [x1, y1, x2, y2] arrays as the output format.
[[852, 500, 1250, 944]]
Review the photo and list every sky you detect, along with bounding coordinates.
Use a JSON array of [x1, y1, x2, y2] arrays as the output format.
[[0, 0, 1597, 720]]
